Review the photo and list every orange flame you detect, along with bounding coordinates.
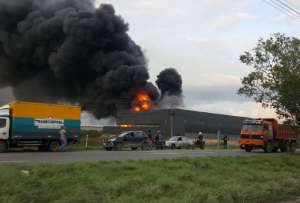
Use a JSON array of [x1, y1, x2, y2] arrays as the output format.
[[131, 91, 152, 112]]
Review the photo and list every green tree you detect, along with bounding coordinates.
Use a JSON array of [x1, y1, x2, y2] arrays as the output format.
[[239, 33, 300, 130]]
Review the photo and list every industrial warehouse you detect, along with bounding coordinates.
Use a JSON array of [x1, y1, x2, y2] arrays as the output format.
[[103, 108, 247, 139]]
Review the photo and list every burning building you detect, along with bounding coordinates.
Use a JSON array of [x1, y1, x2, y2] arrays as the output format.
[[103, 108, 247, 139], [0, 0, 183, 119]]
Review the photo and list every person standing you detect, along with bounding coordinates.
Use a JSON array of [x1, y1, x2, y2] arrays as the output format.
[[197, 131, 205, 149], [59, 126, 67, 152], [155, 130, 162, 144], [223, 135, 228, 149], [147, 130, 154, 144]]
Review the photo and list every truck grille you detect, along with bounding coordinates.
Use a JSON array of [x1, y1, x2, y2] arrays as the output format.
[[240, 134, 262, 139]]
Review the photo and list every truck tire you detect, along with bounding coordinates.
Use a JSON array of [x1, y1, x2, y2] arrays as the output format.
[[245, 146, 252, 152], [288, 142, 297, 153], [39, 144, 49, 152], [48, 141, 60, 152], [280, 143, 288, 152], [0, 142, 7, 152], [171, 144, 176, 149], [264, 142, 273, 153]]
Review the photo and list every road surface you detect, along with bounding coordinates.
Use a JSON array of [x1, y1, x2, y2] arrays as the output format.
[[0, 149, 290, 164]]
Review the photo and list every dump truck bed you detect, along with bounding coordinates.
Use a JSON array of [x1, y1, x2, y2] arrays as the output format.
[[9, 101, 81, 141], [277, 125, 297, 140]]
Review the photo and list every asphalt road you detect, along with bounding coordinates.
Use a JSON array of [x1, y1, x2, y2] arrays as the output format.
[[0, 149, 290, 164]]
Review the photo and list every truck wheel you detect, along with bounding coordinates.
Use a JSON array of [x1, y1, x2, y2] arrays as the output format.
[[39, 145, 49, 152], [0, 142, 8, 152], [288, 142, 297, 153], [105, 147, 112, 151], [280, 143, 288, 152], [171, 144, 176, 149], [263, 142, 273, 153], [131, 147, 138, 151], [245, 146, 252, 152], [48, 141, 59, 152]]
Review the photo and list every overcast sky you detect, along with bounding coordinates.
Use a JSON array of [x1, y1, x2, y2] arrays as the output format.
[[1, 0, 299, 120], [94, 0, 300, 118]]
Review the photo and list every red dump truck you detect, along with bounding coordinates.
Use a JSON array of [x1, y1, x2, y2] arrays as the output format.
[[239, 118, 298, 153]]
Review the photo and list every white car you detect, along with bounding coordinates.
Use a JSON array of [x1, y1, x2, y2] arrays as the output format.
[[165, 136, 193, 149]]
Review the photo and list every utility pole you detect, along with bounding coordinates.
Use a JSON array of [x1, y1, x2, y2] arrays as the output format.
[[170, 110, 175, 137], [217, 130, 220, 149]]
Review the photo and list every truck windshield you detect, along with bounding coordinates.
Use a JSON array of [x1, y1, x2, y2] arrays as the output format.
[[242, 124, 263, 131], [0, 118, 6, 128]]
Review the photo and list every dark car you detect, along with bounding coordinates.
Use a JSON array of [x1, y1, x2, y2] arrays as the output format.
[[104, 131, 152, 151]]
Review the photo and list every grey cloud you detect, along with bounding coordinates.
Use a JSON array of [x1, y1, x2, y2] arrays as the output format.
[[184, 85, 249, 105]]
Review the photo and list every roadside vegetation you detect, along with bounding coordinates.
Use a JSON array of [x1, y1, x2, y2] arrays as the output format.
[[239, 33, 300, 130], [1, 155, 300, 203]]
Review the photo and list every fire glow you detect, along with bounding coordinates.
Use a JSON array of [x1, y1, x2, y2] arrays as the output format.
[[131, 91, 152, 112]]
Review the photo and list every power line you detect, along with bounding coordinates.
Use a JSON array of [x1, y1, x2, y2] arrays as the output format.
[[270, 0, 300, 17], [262, 0, 300, 22], [285, 0, 300, 12], [275, 0, 300, 16]]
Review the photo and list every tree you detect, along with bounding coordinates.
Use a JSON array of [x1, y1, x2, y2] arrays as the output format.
[[239, 33, 300, 130]]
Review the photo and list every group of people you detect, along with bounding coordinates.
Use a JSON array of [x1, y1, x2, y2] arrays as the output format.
[[59, 127, 229, 152], [147, 130, 162, 145], [196, 131, 228, 149]]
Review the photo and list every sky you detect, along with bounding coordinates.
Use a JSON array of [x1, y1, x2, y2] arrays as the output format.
[[1, 0, 299, 123], [93, 0, 300, 118]]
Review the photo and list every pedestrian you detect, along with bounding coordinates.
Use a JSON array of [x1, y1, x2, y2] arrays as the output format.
[[197, 131, 205, 149], [147, 130, 154, 144], [223, 135, 228, 149], [197, 131, 203, 144], [155, 130, 161, 144], [59, 126, 67, 152]]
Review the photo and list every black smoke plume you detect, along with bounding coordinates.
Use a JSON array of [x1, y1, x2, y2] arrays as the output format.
[[0, 0, 161, 118], [156, 68, 182, 98]]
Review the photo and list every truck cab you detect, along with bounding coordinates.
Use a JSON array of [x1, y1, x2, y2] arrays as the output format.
[[239, 118, 297, 153], [0, 105, 10, 151], [0, 117, 9, 140]]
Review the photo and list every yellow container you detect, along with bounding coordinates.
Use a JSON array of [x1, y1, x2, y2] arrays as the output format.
[[10, 101, 81, 120]]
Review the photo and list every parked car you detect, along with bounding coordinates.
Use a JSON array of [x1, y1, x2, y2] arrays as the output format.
[[104, 131, 152, 151], [165, 136, 193, 149]]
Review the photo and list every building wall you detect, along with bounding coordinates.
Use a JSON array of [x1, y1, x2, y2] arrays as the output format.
[[115, 109, 248, 139]]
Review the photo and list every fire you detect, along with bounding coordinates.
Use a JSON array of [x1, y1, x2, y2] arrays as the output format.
[[131, 91, 152, 112], [120, 124, 133, 128]]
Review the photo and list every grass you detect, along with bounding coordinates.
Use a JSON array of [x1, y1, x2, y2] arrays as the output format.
[[1, 155, 300, 203]]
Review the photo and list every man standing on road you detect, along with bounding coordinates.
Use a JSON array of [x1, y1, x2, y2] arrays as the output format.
[[147, 130, 154, 144], [59, 126, 67, 152], [155, 130, 163, 149], [223, 135, 228, 149], [197, 131, 205, 149], [155, 130, 161, 144]]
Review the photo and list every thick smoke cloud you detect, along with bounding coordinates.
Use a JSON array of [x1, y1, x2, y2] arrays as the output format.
[[0, 0, 160, 118], [156, 68, 182, 97]]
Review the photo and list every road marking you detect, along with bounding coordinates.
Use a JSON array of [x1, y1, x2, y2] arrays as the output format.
[[0, 160, 29, 163], [150, 152, 180, 155]]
